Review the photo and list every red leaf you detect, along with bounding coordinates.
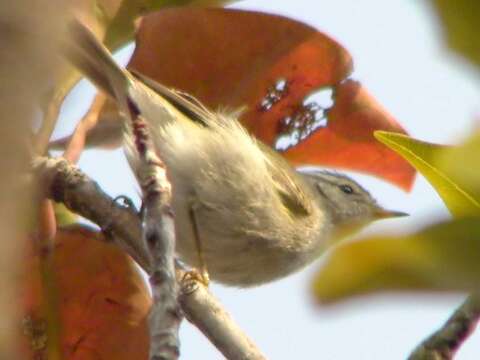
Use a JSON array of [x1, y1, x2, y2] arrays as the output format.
[[128, 8, 415, 190], [20, 226, 150, 360], [282, 80, 415, 189]]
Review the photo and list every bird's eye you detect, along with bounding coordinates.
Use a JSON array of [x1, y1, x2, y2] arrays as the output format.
[[339, 184, 354, 194]]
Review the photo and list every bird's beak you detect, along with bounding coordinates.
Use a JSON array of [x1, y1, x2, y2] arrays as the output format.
[[373, 207, 409, 220]]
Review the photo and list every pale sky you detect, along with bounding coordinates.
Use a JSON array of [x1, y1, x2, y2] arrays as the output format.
[[55, 1, 480, 358]]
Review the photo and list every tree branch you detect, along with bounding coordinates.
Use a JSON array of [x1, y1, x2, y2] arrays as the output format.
[[129, 111, 181, 359], [178, 268, 267, 360], [32, 156, 152, 270], [0, 1, 66, 357], [33, 156, 267, 360], [409, 294, 480, 360]]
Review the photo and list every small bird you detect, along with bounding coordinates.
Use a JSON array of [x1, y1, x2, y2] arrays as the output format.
[[65, 20, 407, 287]]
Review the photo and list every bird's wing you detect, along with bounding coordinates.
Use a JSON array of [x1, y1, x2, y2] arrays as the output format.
[[130, 69, 215, 127], [65, 19, 129, 100], [260, 143, 313, 217], [66, 19, 214, 128]]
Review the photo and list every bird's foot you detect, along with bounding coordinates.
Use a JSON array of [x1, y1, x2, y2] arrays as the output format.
[[181, 268, 210, 288]]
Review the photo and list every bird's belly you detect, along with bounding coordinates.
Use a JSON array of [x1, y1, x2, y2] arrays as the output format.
[[172, 202, 310, 287], [176, 231, 303, 286]]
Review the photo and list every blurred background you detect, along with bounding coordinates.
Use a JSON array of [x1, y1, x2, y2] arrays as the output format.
[[53, 0, 480, 358]]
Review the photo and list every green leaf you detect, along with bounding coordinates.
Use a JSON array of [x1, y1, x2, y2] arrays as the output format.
[[436, 132, 480, 202], [102, 0, 235, 51], [313, 218, 480, 304], [54, 202, 78, 226], [374, 131, 480, 217], [312, 132, 480, 304], [431, 0, 480, 69]]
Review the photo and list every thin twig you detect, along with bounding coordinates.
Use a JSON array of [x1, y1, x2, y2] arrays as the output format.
[[130, 111, 181, 359], [409, 294, 480, 360], [32, 156, 267, 360], [35, 88, 67, 156], [48, 97, 124, 152], [178, 268, 267, 360], [63, 93, 107, 163]]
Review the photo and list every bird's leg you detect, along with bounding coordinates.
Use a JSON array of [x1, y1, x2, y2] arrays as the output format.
[[183, 200, 210, 287]]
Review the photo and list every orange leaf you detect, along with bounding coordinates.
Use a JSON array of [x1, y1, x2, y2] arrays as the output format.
[[282, 80, 415, 189], [20, 225, 150, 360], [131, 8, 352, 110], [128, 8, 415, 190]]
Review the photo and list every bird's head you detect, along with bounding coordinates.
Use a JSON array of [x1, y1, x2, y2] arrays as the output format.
[[300, 170, 407, 239]]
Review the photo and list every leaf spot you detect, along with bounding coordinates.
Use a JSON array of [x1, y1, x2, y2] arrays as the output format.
[[259, 78, 288, 111], [274, 87, 333, 151]]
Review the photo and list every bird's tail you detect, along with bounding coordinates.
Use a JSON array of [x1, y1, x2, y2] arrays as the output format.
[[64, 18, 215, 127], [64, 19, 129, 102]]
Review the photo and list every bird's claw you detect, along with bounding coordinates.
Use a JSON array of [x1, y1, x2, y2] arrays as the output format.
[[181, 268, 210, 288]]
